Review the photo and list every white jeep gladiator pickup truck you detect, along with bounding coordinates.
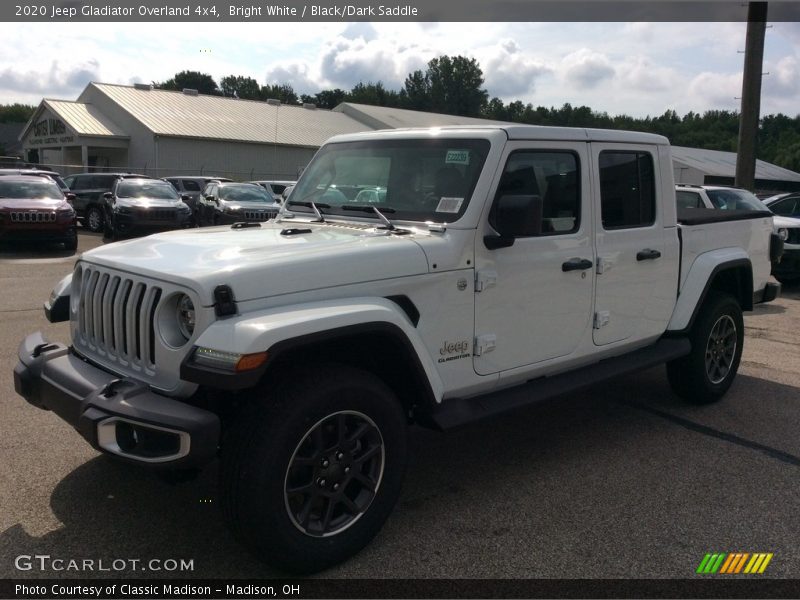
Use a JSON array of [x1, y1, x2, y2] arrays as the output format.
[[14, 126, 782, 572]]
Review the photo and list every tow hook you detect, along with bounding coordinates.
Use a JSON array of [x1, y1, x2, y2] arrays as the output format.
[[100, 379, 134, 398], [32, 343, 59, 358]]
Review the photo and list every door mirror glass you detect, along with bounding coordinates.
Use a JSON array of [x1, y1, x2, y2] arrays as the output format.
[[485, 194, 543, 249]]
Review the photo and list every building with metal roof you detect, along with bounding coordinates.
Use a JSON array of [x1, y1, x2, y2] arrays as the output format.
[[19, 82, 800, 191], [672, 145, 800, 192]]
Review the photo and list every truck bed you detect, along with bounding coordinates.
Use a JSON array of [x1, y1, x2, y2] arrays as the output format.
[[677, 208, 774, 298]]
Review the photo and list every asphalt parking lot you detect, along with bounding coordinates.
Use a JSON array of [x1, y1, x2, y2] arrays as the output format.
[[0, 231, 798, 580]]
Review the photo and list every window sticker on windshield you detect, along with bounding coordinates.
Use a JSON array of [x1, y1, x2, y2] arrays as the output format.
[[436, 197, 464, 213], [445, 150, 470, 165]]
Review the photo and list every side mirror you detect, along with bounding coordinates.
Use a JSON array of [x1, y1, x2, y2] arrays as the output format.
[[206, 195, 216, 202], [103, 192, 113, 199], [281, 186, 294, 202], [65, 192, 76, 202], [181, 194, 191, 202], [484, 195, 543, 250]]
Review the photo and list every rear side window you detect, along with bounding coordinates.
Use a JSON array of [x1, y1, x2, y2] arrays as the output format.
[[493, 150, 580, 235], [182, 180, 201, 191], [599, 151, 655, 229], [676, 190, 703, 209], [87, 175, 115, 189]]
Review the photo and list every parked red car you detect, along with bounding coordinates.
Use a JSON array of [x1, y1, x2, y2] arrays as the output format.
[[0, 176, 78, 250]]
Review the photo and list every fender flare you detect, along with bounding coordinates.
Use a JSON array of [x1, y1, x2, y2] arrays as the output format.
[[185, 297, 444, 402], [668, 249, 752, 332]]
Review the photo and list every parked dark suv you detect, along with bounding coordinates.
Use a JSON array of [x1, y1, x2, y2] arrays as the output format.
[[102, 178, 193, 240], [164, 176, 232, 224], [62, 172, 151, 232], [0, 176, 77, 250], [198, 181, 280, 226]]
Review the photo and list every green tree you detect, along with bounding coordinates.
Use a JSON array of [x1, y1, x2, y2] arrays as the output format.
[[413, 55, 488, 117], [0, 103, 36, 123], [346, 82, 400, 107], [300, 88, 347, 109], [261, 83, 299, 104], [220, 75, 262, 100], [156, 71, 219, 95]]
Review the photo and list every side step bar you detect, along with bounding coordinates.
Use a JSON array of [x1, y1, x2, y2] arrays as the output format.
[[429, 338, 691, 430]]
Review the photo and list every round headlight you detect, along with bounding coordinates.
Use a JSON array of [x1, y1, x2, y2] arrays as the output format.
[[176, 294, 195, 339], [777, 228, 789, 241]]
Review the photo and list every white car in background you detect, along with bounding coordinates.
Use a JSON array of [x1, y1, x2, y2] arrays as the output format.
[[249, 180, 296, 203], [676, 184, 800, 283]]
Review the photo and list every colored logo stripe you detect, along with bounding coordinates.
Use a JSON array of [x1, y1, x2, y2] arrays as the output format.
[[697, 552, 773, 574]]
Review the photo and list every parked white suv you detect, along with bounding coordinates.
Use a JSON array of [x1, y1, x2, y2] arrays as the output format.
[[17, 127, 779, 573], [676, 184, 799, 283]]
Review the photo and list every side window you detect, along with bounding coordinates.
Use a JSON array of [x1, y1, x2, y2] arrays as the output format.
[[771, 198, 796, 216], [182, 180, 201, 192], [69, 176, 86, 191], [599, 151, 655, 229], [493, 150, 581, 236], [676, 190, 703, 209]]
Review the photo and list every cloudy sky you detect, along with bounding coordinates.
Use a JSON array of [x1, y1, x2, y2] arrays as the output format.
[[0, 21, 798, 117]]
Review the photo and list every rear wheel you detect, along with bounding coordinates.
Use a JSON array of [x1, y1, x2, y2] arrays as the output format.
[[667, 292, 743, 404], [221, 365, 408, 573], [85, 206, 104, 232]]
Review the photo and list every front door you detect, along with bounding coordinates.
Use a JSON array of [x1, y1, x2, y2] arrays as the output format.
[[474, 142, 595, 376]]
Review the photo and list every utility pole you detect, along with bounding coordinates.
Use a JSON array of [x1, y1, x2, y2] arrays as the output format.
[[735, 2, 768, 191]]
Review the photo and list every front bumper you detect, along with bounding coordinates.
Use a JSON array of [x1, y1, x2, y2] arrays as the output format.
[[14, 332, 219, 468], [0, 224, 76, 243], [113, 210, 192, 233], [772, 247, 800, 280]]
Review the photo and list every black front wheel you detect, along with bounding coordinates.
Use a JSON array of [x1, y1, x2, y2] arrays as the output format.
[[85, 206, 104, 232], [667, 292, 744, 404], [221, 365, 408, 573]]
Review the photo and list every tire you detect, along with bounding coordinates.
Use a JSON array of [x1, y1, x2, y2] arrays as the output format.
[[64, 232, 78, 252], [775, 275, 799, 285], [221, 365, 408, 574], [85, 206, 104, 232], [667, 292, 744, 404]]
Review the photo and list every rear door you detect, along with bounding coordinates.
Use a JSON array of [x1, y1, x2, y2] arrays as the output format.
[[591, 145, 675, 346]]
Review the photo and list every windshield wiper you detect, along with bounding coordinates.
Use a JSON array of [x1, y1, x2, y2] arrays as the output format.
[[287, 200, 330, 223], [341, 204, 399, 230]]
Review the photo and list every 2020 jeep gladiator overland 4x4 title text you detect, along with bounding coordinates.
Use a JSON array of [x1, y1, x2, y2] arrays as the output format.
[[15, 126, 781, 572]]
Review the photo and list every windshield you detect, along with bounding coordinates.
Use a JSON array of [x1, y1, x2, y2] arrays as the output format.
[[288, 138, 491, 222], [0, 180, 63, 199], [706, 189, 767, 211], [219, 184, 273, 203], [117, 180, 179, 200]]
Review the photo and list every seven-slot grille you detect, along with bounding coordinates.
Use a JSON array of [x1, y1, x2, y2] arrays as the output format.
[[11, 211, 56, 223], [243, 210, 276, 221], [77, 266, 163, 368]]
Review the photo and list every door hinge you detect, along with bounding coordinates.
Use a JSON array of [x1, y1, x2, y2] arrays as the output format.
[[474, 334, 497, 356], [594, 311, 610, 329], [475, 270, 497, 292], [596, 257, 613, 274]]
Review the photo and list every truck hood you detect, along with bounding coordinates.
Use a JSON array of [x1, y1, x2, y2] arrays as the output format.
[[80, 220, 431, 304], [116, 197, 185, 208], [220, 200, 281, 210], [0, 199, 67, 211], [772, 215, 800, 229]]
